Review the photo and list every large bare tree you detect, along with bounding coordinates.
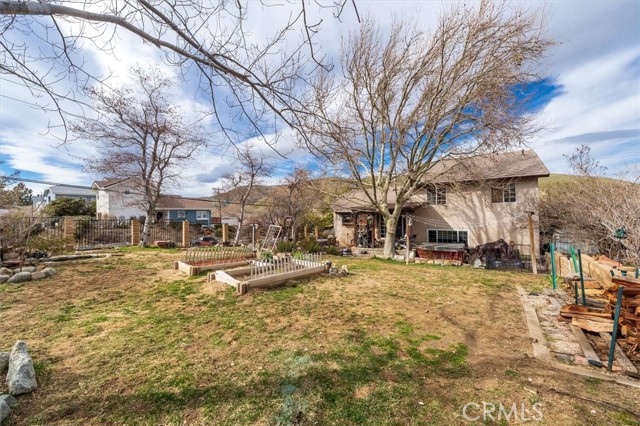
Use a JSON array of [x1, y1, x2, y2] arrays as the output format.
[[0, 0, 357, 146], [538, 145, 640, 266], [72, 66, 206, 246], [219, 144, 273, 245], [302, 1, 552, 257]]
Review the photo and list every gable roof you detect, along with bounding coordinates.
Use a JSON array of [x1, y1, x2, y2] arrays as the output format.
[[331, 150, 549, 213], [331, 190, 428, 214], [91, 178, 130, 190], [156, 196, 213, 211], [44, 185, 95, 197], [426, 149, 549, 183]]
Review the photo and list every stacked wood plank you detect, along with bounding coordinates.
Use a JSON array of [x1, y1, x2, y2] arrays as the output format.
[[559, 304, 614, 333], [605, 276, 640, 352]]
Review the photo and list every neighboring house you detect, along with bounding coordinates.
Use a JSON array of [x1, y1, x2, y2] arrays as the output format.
[[33, 185, 96, 209], [91, 178, 216, 225], [91, 178, 147, 219], [331, 150, 549, 253], [155, 196, 214, 225]]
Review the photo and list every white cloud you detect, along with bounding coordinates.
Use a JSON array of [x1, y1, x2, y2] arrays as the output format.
[[1, 0, 638, 195]]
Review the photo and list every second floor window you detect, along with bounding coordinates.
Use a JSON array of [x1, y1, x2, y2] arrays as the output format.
[[427, 185, 447, 205], [491, 182, 516, 203]]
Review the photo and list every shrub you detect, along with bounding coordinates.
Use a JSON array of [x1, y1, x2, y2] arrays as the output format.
[[276, 240, 296, 253], [260, 250, 273, 261], [297, 238, 322, 254], [325, 245, 340, 256]]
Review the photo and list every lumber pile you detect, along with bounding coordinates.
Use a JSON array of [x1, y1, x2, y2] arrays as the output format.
[[605, 276, 640, 352], [563, 276, 640, 354]]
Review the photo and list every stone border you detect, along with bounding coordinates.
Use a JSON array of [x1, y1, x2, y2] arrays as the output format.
[[516, 286, 640, 389]]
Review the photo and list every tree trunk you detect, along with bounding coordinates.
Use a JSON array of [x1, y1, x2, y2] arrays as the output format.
[[233, 221, 242, 245], [140, 216, 151, 247], [139, 207, 154, 247], [382, 216, 397, 258]]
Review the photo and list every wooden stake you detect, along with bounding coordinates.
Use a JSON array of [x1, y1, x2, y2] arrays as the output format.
[[527, 211, 537, 275]]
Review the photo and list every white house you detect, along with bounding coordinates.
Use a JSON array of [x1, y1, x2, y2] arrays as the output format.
[[91, 178, 146, 219]]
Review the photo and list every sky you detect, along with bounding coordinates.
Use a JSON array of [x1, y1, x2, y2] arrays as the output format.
[[0, 0, 639, 198]]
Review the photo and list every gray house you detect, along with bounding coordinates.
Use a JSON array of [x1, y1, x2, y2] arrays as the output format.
[[33, 185, 96, 209]]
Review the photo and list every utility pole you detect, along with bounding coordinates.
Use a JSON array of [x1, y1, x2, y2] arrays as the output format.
[[527, 211, 538, 275], [212, 188, 223, 235]]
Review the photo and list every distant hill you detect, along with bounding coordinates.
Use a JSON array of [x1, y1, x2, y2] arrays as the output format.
[[538, 173, 625, 191]]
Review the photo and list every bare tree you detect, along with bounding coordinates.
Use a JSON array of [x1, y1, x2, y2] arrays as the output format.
[[219, 145, 273, 245], [260, 168, 316, 243], [301, 1, 551, 257], [0, 0, 357, 146], [538, 145, 640, 265], [72, 66, 207, 246]]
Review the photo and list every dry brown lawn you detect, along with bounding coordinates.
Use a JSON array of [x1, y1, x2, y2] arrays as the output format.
[[0, 248, 638, 425]]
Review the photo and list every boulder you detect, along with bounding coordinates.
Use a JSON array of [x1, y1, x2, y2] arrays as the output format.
[[2, 252, 18, 260], [6, 341, 38, 395], [6, 272, 31, 284], [30, 272, 46, 280], [0, 275, 10, 284], [0, 394, 17, 424], [13, 266, 36, 273], [41, 267, 57, 278], [0, 267, 12, 275], [0, 395, 16, 409], [0, 352, 8, 373]]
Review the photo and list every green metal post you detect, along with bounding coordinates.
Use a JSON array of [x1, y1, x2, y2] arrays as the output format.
[[578, 249, 586, 306], [550, 243, 557, 290], [574, 278, 579, 304], [607, 286, 624, 371], [636, 267, 639, 279], [570, 246, 578, 274]]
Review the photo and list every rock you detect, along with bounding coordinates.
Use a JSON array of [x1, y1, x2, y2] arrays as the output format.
[[6, 341, 38, 395], [0, 267, 12, 275], [340, 265, 349, 274], [0, 395, 16, 408], [409, 250, 416, 260], [30, 272, 46, 280], [0, 275, 10, 284], [13, 266, 36, 273], [393, 255, 405, 261], [0, 395, 17, 424], [2, 252, 19, 260], [0, 353, 8, 373], [473, 259, 482, 268], [6, 272, 32, 284], [41, 267, 57, 277]]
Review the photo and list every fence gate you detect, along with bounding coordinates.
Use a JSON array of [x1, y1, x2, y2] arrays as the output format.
[[75, 218, 131, 249], [260, 225, 282, 253]]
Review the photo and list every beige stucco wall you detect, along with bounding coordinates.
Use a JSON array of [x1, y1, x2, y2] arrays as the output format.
[[333, 177, 541, 255]]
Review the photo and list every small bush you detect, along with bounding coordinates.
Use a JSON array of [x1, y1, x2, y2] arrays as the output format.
[[260, 250, 273, 261], [325, 246, 340, 256], [276, 240, 296, 253], [297, 238, 322, 254]]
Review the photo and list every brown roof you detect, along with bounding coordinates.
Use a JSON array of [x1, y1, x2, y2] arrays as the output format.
[[156, 196, 213, 210], [426, 150, 549, 183], [91, 178, 130, 189], [331, 150, 549, 212], [331, 190, 427, 213]]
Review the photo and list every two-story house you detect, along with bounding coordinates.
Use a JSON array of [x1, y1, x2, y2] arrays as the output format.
[[331, 150, 549, 253]]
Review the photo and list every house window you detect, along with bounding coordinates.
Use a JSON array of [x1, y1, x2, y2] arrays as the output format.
[[427, 185, 446, 205], [491, 182, 516, 203], [341, 214, 353, 226], [427, 229, 468, 244], [196, 210, 208, 220], [177, 210, 186, 218]]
